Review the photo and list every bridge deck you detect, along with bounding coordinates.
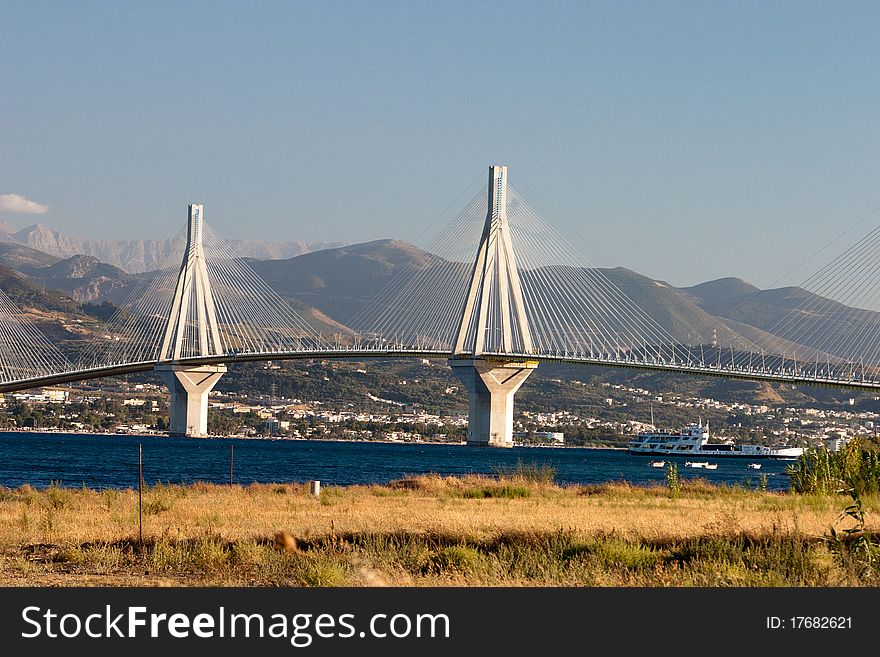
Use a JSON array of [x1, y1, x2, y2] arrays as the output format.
[[2, 349, 879, 394]]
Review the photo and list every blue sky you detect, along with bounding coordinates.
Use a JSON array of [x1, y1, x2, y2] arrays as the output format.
[[2, 1, 879, 287]]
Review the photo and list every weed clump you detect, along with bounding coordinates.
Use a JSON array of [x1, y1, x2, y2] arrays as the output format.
[[462, 485, 530, 499], [789, 440, 880, 495], [492, 461, 556, 484]]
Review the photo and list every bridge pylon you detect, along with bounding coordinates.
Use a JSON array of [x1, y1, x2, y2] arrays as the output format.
[[155, 204, 226, 437], [449, 165, 537, 447]]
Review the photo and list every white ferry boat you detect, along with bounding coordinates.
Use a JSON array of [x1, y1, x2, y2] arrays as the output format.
[[627, 423, 803, 459]]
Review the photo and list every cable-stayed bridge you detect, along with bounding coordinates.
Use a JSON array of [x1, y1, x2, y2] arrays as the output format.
[[3, 165, 880, 445]]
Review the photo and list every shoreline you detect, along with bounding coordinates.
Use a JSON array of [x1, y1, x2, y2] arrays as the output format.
[[0, 428, 628, 450]]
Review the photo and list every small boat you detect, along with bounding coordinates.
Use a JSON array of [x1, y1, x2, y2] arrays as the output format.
[[685, 461, 710, 468], [704, 463, 718, 470], [748, 463, 761, 470], [649, 460, 665, 468]]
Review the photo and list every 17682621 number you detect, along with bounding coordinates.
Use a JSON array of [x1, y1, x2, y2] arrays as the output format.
[[767, 617, 852, 629]]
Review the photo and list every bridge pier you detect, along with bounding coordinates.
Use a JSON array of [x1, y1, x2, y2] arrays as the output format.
[[157, 364, 227, 437], [449, 359, 537, 447]]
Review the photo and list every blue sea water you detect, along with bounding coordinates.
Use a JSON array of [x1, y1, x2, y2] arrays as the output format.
[[0, 432, 794, 491], [0, 432, 789, 490]]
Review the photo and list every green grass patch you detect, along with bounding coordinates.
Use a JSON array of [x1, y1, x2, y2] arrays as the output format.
[[462, 484, 531, 499], [491, 461, 556, 484], [319, 487, 345, 506]]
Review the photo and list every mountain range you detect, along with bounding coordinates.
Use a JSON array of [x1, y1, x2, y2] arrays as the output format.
[[0, 221, 345, 274], [0, 228, 873, 367]]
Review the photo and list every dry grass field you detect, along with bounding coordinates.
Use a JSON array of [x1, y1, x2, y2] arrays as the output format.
[[1, 473, 878, 586]]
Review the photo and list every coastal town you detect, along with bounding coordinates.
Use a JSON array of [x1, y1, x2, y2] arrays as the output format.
[[2, 374, 873, 453]]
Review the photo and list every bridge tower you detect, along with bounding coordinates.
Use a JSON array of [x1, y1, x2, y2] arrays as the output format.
[[155, 204, 227, 437], [449, 165, 537, 447]]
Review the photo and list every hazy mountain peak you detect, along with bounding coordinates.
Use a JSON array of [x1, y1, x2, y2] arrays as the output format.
[[6, 223, 346, 273], [680, 277, 762, 316], [0, 242, 61, 272], [15, 223, 59, 240], [338, 239, 436, 267], [685, 277, 760, 297], [43, 254, 128, 280]]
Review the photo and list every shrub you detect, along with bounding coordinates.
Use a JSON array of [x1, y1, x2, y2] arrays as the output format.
[[462, 485, 530, 499], [492, 461, 556, 484], [425, 545, 486, 575], [665, 462, 680, 498], [788, 441, 880, 495], [143, 497, 172, 516], [45, 482, 70, 510]]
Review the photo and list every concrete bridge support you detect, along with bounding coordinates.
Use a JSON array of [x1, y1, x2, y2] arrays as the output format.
[[450, 359, 537, 447], [450, 165, 538, 447], [157, 364, 227, 437], [156, 204, 228, 438]]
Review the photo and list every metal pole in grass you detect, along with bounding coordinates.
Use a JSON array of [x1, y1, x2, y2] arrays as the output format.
[[138, 443, 143, 550], [229, 444, 234, 486]]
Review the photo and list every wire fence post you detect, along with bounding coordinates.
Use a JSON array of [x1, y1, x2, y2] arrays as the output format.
[[138, 443, 143, 550]]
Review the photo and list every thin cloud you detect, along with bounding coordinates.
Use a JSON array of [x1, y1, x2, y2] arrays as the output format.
[[0, 193, 48, 214]]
